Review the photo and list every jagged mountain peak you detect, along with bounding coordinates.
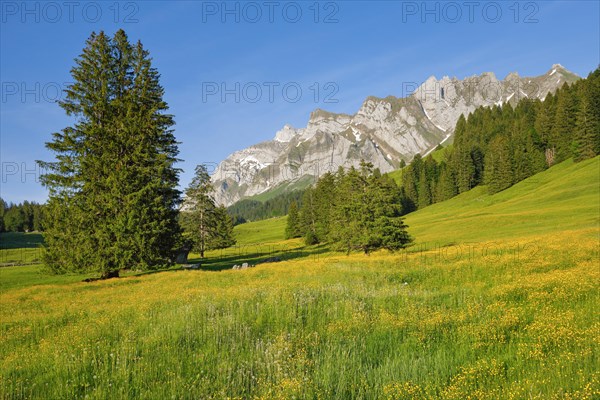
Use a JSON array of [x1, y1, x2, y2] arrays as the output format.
[[309, 108, 352, 122], [505, 71, 520, 80], [546, 63, 579, 78], [273, 124, 298, 143], [211, 65, 578, 206]]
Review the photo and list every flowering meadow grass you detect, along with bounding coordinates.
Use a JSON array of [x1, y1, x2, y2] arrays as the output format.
[[1, 157, 598, 399]]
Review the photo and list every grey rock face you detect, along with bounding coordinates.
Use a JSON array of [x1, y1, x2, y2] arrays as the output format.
[[211, 65, 578, 206]]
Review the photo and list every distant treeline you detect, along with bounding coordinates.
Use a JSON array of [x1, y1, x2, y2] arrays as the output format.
[[399, 68, 599, 211], [0, 199, 45, 233], [227, 190, 305, 224]]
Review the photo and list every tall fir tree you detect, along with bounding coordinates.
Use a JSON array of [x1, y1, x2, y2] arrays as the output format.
[[451, 114, 476, 193], [313, 172, 337, 241], [417, 175, 432, 208], [32, 205, 44, 232], [328, 166, 366, 253], [39, 30, 181, 277], [484, 135, 513, 194], [418, 155, 437, 208], [511, 117, 545, 183], [550, 84, 578, 162], [573, 78, 600, 161], [401, 154, 422, 211], [367, 172, 413, 252], [452, 147, 476, 194], [435, 162, 457, 202], [299, 187, 319, 245], [285, 201, 301, 239], [208, 205, 236, 250], [181, 165, 216, 258], [534, 92, 555, 146]]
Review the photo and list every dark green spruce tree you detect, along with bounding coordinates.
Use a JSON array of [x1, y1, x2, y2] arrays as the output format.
[[451, 115, 476, 193], [573, 75, 600, 161], [484, 135, 513, 194], [534, 92, 555, 146], [328, 165, 367, 253], [299, 187, 319, 245], [435, 161, 457, 202], [208, 205, 237, 250], [313, 172, 337, 241], [366, 170, 413, 252], [285, 201, 301, 239], [39, 30, 182, 278], [182, 165, 214, 258], [401, 155, 421, 211], [550, 84, 578, 162]]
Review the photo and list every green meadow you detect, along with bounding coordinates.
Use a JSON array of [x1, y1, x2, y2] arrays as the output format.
[[1, 157, 598, 399]]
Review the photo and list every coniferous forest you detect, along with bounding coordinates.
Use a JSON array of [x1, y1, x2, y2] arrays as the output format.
[[399, 69, 600, 210]]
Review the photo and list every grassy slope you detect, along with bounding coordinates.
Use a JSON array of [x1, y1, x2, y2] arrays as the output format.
[[243, 175, 314, 203], [1, 157, 599, 399], [232, 215, 287, 244], [406, 156, 600, 244]]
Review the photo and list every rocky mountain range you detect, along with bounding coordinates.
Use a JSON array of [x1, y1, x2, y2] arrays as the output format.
[[211, 64, 579, 206]]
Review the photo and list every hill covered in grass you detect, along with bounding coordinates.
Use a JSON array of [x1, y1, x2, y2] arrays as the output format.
[[405, 156, 599, 244]]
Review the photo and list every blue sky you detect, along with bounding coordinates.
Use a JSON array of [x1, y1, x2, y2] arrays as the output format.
[[1, 0, 598, 204]]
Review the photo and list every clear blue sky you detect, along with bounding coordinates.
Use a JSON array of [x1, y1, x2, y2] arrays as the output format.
[[1, 0, 598, 204]]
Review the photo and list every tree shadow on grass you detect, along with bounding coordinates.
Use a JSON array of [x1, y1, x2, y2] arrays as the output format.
[[0, 232, 44, 249], [188, 243, 332, 271], [104, 243, 331, 280]]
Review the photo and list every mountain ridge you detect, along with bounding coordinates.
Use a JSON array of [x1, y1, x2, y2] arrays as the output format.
[[211, 65, 580, 206]]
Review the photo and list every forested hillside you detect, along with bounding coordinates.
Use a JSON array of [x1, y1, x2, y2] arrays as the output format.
[[227, 190, 305, 224], [399, 68, 600, 211]]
